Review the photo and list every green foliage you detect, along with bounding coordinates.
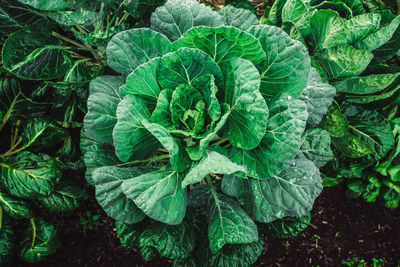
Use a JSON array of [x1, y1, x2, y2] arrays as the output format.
[[83, 0, 335, 264], [266, 0, 400, 207], [80, 211, 100, 230]]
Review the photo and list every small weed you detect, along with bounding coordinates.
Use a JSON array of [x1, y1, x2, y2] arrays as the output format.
[[80, 211, 100, 230], [335, 232, 340, 238], [342, 257, 384, 267], [285, 241, 290, 247]]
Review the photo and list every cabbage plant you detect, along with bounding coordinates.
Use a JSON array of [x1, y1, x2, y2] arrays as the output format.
[[82, 0, 336, 265]]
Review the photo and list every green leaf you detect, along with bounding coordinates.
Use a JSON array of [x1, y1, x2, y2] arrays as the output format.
[[173, 26, 265, 66], [122, 169, 187, 225], [142, 120, 190, 172], [22, 118, 67, 152], [310, 10, 347, 50], [158, 47, 224, 89], [48, 10, 103, 26], [209, 239, 264, 267], [84, 76, 124, 145], [341, 103, 395, 160], [19, 218, 61, 263], [317, 45, 373, 79], [355, 15, 400, 51], [0, 217, 13, 265], [120, 58, 161, 108], [248, 25, 311, 99], [298, 68, 336, 127], [260, 94, 308, 178], [182, 149, 246, 188], [113, 95, 159, 162], [345, 13, 381, 44], [333, 134, 375, 158], [0, 78, 25, 127], [17, 0, 69, 11], [106, 28, 171, 75], [138, 219, 194, 259], [222, 57, 268, 149], [0, 152, 61, 198], [320, 105, 349, 138], [219, 5, 258, 31], [39, 180, 87, 212], [80, 133, 123, 185], [0, 192, 34, 219], [334, 73, 400, 94], [266, 213, 311, 238], [151, 89, 174, 128], [250, 157, 322, 223], [300, 128, 333, 168], [2, 31, 73, 80], [61, 59, 104, 85], [150, 0, 223, 41], [115, 221, 140, 249], [282, 0, 312, 38], [208, 194, 258, 254], [91, 167, 147, 224]]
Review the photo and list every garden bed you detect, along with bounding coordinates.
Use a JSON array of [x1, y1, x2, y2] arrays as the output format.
[[11, 184, 400, 267]]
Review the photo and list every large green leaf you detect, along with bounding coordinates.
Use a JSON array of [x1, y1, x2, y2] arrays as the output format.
[[209, 239, 264, 267], [341, 103, 395, 160], [0, 78, 26, 127], [172, 26, 265, 66], [142, 120, 190, 172], [345, 13, 381, 44], [2, 31, 73, 80], [150, 0, 223, 41], [320, 104, 349, 138], [248, 25, 310, 99], [22, 118, 67, 151], [113, 95, 159, 162], [310, 10, 347, 50], [222, 58, 268, 149], [0, 152, 61, 198], [122, 169, 187, 225], [158, 48, 224, 89], [300, 128, 333, 167], [120, 58, 161, 108], [208, 194, 258, 254], [0, 192, 34, 219], [250, 157, 322, 223], [298, 68, 336, 127], [219, 5, 258, 31], [260, 94, 308, 178], [0, 217, 13, 265], [282, 0, 312, 38], [354, 15, 400, 51], [115, 221, 140, 249], [266, 213, 311, 238], [19, 218, 61, 263], [92, 167, 147, 224], [48, 10, 103, 26], [334, 73, 400, 94], [80, 133, 122, 185], [182, 149, 246, 188], [84, 76, 124, 145], [332, 134, 375, 158], [39, 180, 87, 212], [106, 28, 171, 75], [138, 220, 194, 260], [317, 45, 373, 79], [17, 0, 69, 11], [75, 25, 129, 47]]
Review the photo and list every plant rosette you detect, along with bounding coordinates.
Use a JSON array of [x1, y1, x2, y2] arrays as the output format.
[[82, 0, 336, 265]]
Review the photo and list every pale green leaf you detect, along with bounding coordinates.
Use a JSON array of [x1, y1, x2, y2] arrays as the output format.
[[219, 5, 259, 31]]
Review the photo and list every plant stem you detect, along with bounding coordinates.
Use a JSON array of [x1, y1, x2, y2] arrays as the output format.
[[116, 154, 170, 167], [30, 218, 37, 249], [206, 175, 218, 197]]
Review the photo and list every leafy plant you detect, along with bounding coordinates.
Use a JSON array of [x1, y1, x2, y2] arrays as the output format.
[[82, 0, 336, 264], [80, 211, 100, 230], [266, 0, 400, 208]]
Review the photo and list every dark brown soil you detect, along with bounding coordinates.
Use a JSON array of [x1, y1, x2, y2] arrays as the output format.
[[10, 184, 400, 267]]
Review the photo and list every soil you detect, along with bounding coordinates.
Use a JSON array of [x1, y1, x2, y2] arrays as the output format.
[[10, 184, 400, 267]]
